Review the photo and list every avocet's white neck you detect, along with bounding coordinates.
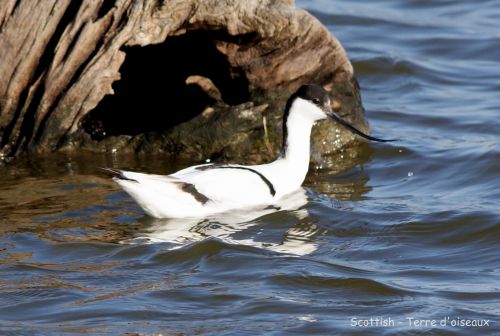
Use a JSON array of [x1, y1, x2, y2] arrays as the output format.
[[280, 97, 325, 162], [280, 109, 314, 164], [259, 98, 324, 195]]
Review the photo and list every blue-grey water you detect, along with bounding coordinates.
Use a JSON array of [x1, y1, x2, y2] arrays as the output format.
[[1, 1, 499, 335]]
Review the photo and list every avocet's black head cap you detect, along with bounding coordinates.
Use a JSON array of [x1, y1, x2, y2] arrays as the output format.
[[283, 84, 331, 124], [295, 84, 331, 110], [290, 84, 394, 142]]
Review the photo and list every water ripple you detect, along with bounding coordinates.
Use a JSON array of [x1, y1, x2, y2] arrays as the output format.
[[1, 0, 500, 334]]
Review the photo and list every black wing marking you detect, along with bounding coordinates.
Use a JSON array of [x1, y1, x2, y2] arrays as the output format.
[[100, 167, 138, 182], [196, 164, 276, 197], [179, 182, 210, 204]]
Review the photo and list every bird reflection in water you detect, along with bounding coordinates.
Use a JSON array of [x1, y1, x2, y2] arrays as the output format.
[[124, 188, 321, 256]]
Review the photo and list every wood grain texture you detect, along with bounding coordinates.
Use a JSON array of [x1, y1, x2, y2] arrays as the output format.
[[0, 0, 366, 163]]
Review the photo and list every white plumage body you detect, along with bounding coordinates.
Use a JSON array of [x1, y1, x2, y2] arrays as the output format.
[[115, 162, 289, 218], [107, 84, 389, 218]]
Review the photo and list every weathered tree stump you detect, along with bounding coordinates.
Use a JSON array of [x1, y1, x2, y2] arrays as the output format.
[[0, 0, 369, 165]]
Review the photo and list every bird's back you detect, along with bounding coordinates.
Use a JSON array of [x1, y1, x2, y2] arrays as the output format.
[[113, 164, 277, 218]]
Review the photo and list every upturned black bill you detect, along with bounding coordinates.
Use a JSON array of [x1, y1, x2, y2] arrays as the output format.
[[326, 108, 394, 142]]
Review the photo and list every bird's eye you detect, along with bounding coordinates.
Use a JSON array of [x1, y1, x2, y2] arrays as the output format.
[[312, 98, 321, 105]]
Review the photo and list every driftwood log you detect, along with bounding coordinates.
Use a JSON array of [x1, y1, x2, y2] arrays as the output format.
[[0, 0, 369, 165]]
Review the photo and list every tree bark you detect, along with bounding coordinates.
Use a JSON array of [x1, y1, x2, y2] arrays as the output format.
[[0, 0, 368, 164]]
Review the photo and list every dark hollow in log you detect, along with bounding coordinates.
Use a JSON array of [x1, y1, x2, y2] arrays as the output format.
[[83, 30, 252, 139]]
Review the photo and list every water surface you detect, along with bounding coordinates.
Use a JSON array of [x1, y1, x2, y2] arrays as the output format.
[[1, 1, 500, 335]]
